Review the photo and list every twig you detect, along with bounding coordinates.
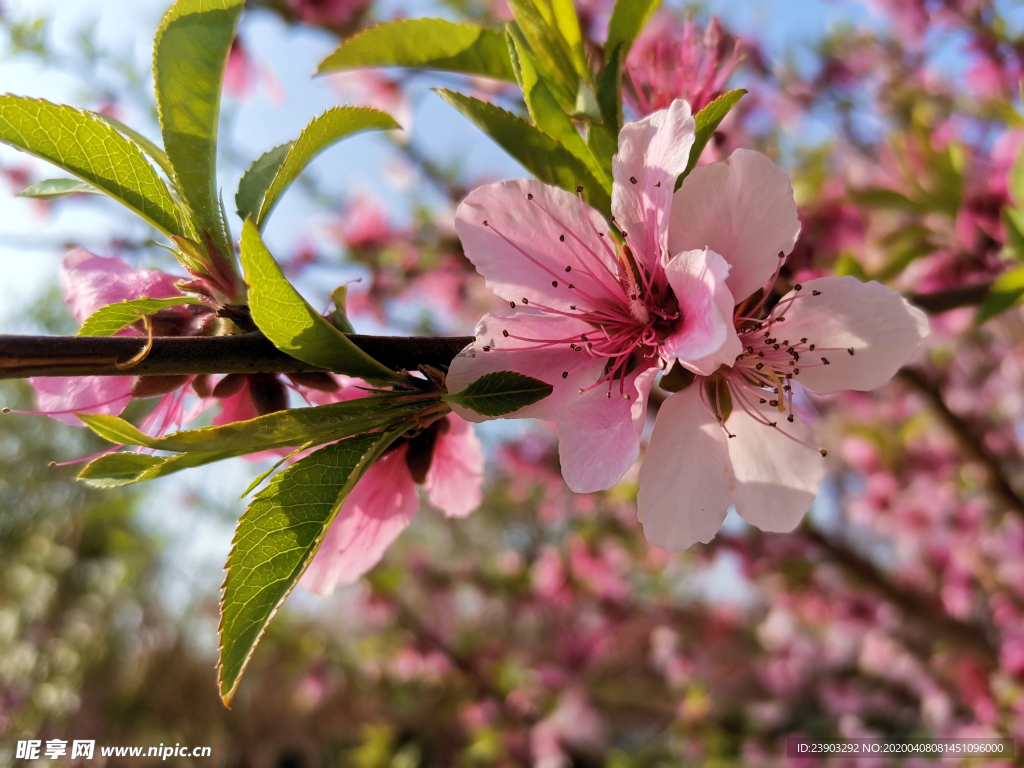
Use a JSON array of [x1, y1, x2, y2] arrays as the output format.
[[908, 282, 992, 314], [0, 333, 474, 379]]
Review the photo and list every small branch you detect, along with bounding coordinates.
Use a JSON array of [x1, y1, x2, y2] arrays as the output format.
[[898, 367, 1024, 519], [801, 524, 998, 666], [908, 282, 991, 314], [0, 333, 474, 379]]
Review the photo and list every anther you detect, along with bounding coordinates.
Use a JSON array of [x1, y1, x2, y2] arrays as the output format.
[[768, 421, 777, 427], [819, 449, 828, 457], [502, 330, 509, 337], [552, 281, 558, 287], [746, 346, 754, 354], [809, 344, 815, 351], [821, 357, 830, 365], [773, 344, 780, 351], [1, 408, 8, 414], [787, 414, 794, 422], [793, 368, 800, 375], [565, 265, 571, 272], [759, 398, 766, 404], [570, 305, 576, 310], [629, 176, 637, 184], [560, 234, 565, 242], [576, 186, 584, 193], [623, 394, 630, 400], [848, 348, 855, 356], [482, 346, 490, 351], [483, 220, 488, 226], [801, 338, 808, 343], [795, 284, 802, 291], [782, 340, 788, 346], [812, 290, 821, 296], [777, 316, 785, 322], [758, 352, 765, 358], [569, 284, 575, 289], [522, 298, 529, 304], [778, 251, 785, 259], [579, 388, 585, 394], [756, 363, 764, 370], [580, 334, 587, 341], [527, 193, 533, 200], [655, 181, 661, 187], [510, 301, 516, 308], [769, 400, 778, 407], [562, 371, 568, 379]]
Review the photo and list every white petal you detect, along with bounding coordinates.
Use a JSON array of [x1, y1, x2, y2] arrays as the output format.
[[637, 386, 734, 551], [455, 179, 620, 313], [612, 99, 696, 266], [776, 276, 930, 395], [726, 399, 824, 533], [669, 149, 800, 302]]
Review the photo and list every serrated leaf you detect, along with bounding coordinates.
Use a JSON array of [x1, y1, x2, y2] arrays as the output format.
[[77, 296, 202, 336], [93, 112, 176, 180], [78, 394, 429, 455], [550, 0, 589, 81], [218, 428, 407, 704], [16, 178, 101, 199], [507, 28, 609, 190], [253, 107, 399, 230], [507, 0, 578, 110], [677, 89, 746, 188], [977, 266, 1024, 324], [0, 95, 186, 237], [588, 44, 623, 174], [235, 142, 292, 221], [316, 18, 515, 82], [239, 220, 403, 382], [605, 0, 661, 62], [443, 370, 553, 416], [153, 0, 244, 265], [436, 89, 611, 216]]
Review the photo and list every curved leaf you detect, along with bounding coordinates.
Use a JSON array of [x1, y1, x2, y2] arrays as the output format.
[[17, 178, 101, 199], [77, 296, 202, 337], [507, 0, 578, 109], [239, 220, 403, 382], [94, 112, 176, 180], [443, 370, 553, 416], [605, 0, 661, 62], [218, 428, 408, 704], [254, 107, 399, 230], [316, 18, 515, 82], [236, 142, 292, 221], [436, 89, 611, 216], [154, 0, 244, 262], [0, 95, 186, 237], [677, 88, 747, 188]]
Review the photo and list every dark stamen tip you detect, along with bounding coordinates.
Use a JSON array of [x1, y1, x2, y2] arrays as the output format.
[[812, 290, 821, 296], [552, 281, 558, 287], [565, 265, 571, 272], [483, 220, 488, 226], [821, 357, 830, 365], [787, 414, 794, 422], [1, 408, 9, 415], [576, 186, 584, 194], [778, 251, 785, 259], [820, 449, 828, 457], [655, 181, 661, 187], [560, 234, 565, 242], [629, 176, 637, 184], [526, 193, 533, 200], [801, 338, 808, 343], [795, 284, 802, 291], [482, 346, 490, 352], [502, 330, 509, 337], [569, 284, 575, 289], [522, 298, 529, 304], [562, 371, 568, 379], [848, 348, 855, 356]]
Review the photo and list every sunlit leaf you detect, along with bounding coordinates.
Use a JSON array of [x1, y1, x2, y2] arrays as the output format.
[[239, 220, 403, 382], [0, 95, 186, 237], [677, 89, 746, 188], [252, 108, 399, 230], [77, 296, 202, 337], [154, 0, 244, 264], [605, 0, 661, 62], [94, 112, 176, 180], [436, 89, 611, 216], [235, 142, 291, 222], [16, 178, 101, 199], [218, 428, 408, 704], [443, 370, 553, 416], [316, 18, 515, 82], [506, 0, 578, 110], [977, 266, 1024, 324]]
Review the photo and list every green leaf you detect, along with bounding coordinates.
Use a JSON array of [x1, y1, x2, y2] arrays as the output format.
[[605, 0, 661, 62], [977, 266, 1024, 324], [549, 0, 589, 81], [677, 89, 746, 188], [436, 89, 611, 216], [1003, 207, 1024, 261], [253, 108, 400, 230], [239, 220, 403, 382], [78, 449, 232, 488], [78, 394, 430, 455], [507, 28, 609, 190], [1007, 141, 1024, 209], [848, 187, 925, 213], [507, 0, 578, 110], [834, 252, 868, 281], [588, 44, 623, 174], [16, 178, 101, 199], [443, 370, 553, 416], [316, 19, 515, 82], [77, 296, 202, 336], [93, 112, 176, 180], [0, 95, 186, 237], [218, 429, 407, 704], [153, 0, 244, 265], [235, 142, 292, 221]]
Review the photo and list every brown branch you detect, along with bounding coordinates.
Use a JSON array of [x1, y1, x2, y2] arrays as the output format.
[[0, 333, 474, 379], [898, 367, 1024, 519], [908, 281, 992, 314], [801, 523, 998, 666]]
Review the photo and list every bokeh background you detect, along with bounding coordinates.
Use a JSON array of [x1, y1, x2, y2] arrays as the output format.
[[2, 0, 1024, 765]]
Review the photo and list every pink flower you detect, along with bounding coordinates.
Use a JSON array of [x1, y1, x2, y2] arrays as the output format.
[[447, 99, 928, 550], [288, 0, 369, 29], [301, 408, 484, 593]]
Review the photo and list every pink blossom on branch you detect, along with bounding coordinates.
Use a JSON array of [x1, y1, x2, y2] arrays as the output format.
[[447, 99, 928, 551]]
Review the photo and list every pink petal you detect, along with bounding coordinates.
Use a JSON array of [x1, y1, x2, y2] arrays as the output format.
[[455, 179, 621, 313], [726, 399, 824, 533], [62, 249, 182, 322], [30, 376, 133, 426], [424, 415, 485, 518], [213, 385, 258, 426], [637, 385, 734, 550], [661, 247, 739, 372], [669, 149, 800, 302], [776, 276, 929, 395], [446, 312, 606, 424], [612, 99, 695, 266], [556, 365, 658, 493], [301, 448, 419, 594]]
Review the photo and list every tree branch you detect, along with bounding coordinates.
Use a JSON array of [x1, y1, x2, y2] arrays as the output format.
[[908, 281, 991, 314], [0, 333, 474, 379]]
